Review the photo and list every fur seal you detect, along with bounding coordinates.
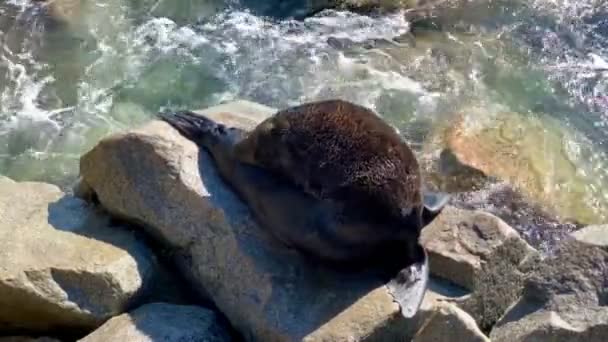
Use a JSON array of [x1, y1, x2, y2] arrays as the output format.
[[158, 99, 448, 268]]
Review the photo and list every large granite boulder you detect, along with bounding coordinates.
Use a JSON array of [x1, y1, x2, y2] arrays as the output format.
[[34, 0, 82, 25], [420, 205, 538, 330], [78, 303, 231, 342], [0, 176, 161, 333], [420, 206, 536, 290], [489, 226, 608, 341], [79, 100, 425, 341]]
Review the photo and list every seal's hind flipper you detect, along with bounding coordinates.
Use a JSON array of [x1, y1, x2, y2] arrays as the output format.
[[422, 191, 450, 226], [158, 110, 224, 146], [386, 246, 429, 318]]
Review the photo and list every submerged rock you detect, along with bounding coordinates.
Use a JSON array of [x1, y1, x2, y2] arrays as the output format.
[[449, 182, 581, 254], [34, 0, 82, 25], [79, 100, 423, 341], [490, 234, 608, 341], [0, 176, 160, 333], [78, 303, 231, 342], [426, 106, 608, 225]]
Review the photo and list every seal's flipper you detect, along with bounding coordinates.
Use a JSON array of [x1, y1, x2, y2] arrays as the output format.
[[158, 110, 229, 147], [422, 191, 450, 226], [386, 246, 429, 318]]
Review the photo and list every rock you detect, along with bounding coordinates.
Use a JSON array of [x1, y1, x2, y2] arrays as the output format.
[[571, 225, 608, 247], [330, 0, 419, 11], [78, 303, 231, 342], [314, 0, 460, 14], [0, 176, 160, 333], [79, 100, 423, 341], [34, 0, 82, 25], [490, 238, 608, 341], [413, 299, 489, 342], [406, 279, 489, 342], [420, 205, 539, 330], [420, 206, 536, 290], [449, 182, 581, 254], [427, 107, 608, 225]]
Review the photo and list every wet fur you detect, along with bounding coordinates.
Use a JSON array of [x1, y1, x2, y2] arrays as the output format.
[[158, 101, 439, 268], [234, 100, 424, 232]]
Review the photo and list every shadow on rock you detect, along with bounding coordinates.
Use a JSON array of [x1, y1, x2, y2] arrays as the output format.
[[194, 149, 401, 340], [46, 194, 198, 312]]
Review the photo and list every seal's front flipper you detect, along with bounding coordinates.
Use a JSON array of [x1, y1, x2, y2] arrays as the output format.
[[159, 110, 215, 139], [386, 246, 429, 318], [158, 110, 232, 147], [422, 191, 450, 226]]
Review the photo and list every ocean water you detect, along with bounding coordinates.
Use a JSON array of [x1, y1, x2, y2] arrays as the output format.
[[0, 0, 606, 226]]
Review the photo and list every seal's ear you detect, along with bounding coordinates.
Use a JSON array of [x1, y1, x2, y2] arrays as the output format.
[[421, 191, 450, 227]]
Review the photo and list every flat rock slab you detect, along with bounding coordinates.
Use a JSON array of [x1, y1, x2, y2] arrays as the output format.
[[490, 232, 608, 341], [79, 100, 423, 341], [78, 303, 231, 342], [0, 176, 159, 333]]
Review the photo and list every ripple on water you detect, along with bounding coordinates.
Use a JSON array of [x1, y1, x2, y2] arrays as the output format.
[[0, 1, 606, 232]]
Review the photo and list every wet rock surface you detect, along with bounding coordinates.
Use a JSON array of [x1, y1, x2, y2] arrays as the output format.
[[426, 107, 608, 225], [450, 182, 581, 253]]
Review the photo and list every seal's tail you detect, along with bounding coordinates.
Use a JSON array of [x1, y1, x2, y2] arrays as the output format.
[[158, 110, 225, 146]]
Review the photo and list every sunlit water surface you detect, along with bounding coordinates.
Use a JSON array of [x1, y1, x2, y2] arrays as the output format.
[[1, 0, 607, 231]]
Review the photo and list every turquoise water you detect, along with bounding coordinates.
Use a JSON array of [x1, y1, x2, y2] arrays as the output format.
[[0, 0, 607, 223]]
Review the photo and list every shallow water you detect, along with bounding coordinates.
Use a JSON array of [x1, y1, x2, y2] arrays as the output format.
[[0, 0, 607, 226]]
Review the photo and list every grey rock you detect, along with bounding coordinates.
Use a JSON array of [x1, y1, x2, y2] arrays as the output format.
[[420, 206, 537, 290], [490, 239, 608, 341], [420, 206, 539, 330], [79, 303, 231, 342], [0, 176, 159, 332]]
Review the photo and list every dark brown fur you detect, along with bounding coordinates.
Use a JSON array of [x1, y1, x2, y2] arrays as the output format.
[[158, 100, 447, 268], [158, 101, 437, 317], [234, 99, 423, 227]]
